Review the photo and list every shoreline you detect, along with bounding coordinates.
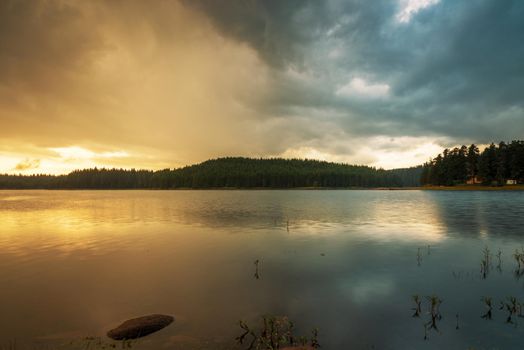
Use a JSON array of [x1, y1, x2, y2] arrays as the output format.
[[416, 185, 524, 191], [1, 186, 523, 191]]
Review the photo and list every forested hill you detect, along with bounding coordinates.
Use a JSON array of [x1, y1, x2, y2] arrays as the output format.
[[0, 157, 422, 189]]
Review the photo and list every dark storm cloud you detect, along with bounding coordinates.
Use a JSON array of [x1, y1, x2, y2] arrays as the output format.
[[185, 0, 332, 68], [0, 0, 118, 143], [188, 0, 524, 143], [0, 1, 101, 88]]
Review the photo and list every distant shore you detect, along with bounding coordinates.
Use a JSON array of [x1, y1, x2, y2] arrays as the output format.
[[417, 185, 524, 191], [1, 185, 523, 191]]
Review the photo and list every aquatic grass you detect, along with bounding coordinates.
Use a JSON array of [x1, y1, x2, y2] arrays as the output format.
[[483, 246, 492, 265], [412, 295, 422, 317], [512, 250, 522, 269], [514, 248, 524, 266], [237, 321, 257, 349], [496, 249, 503, 272], [236, 315, 320, 350], [512, 248, 524, 272], [480, 260, 488, 279], [511, 248, 524, 279], [480, 246, 492, 279], [420, 295, 444, 340], [513, 268, 524, 280], [481, 297, 493, 320], [410, 294, 445, 340], [426, 295, 443, 321], [499, 297, 520, 325]]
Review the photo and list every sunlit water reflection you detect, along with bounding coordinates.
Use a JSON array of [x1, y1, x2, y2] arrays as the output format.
[[1, 190, 523, 349]]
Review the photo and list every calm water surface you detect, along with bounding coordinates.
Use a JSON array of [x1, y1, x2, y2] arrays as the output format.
[[1, 190, 524, 349]]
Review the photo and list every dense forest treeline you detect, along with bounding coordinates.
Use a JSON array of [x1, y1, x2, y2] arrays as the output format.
[[0, 157, 422, 189], [3, 140, 522, 190], [420, 140, 524, 186]]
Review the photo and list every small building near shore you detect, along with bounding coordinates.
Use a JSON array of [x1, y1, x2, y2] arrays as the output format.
[[466, 176, 482, 185], [506, 179, 517, 185]]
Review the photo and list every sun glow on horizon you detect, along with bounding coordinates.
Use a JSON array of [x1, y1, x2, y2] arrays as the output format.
[[0, 138, 453, 175], [0, 146, 147, 175], [276, 137, 449, 170], [49, 146, 129, 161]]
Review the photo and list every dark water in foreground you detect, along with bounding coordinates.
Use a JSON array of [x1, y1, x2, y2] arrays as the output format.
[[1, 190, 524, 349]]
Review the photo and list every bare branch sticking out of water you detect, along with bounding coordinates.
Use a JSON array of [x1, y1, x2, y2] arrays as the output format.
[[480, 246, 492, 279]]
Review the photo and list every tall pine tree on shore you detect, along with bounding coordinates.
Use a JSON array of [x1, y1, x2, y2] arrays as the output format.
[[421, 140, 524, 186]]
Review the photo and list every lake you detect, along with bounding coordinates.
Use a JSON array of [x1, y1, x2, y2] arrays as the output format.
[[1, 190, 524, 349]]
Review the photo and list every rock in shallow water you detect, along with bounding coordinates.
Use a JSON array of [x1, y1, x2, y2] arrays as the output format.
[[107, 314, 174, 340]]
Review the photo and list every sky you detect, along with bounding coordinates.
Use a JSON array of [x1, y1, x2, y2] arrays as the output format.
[[1, 0, 523, 174]]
